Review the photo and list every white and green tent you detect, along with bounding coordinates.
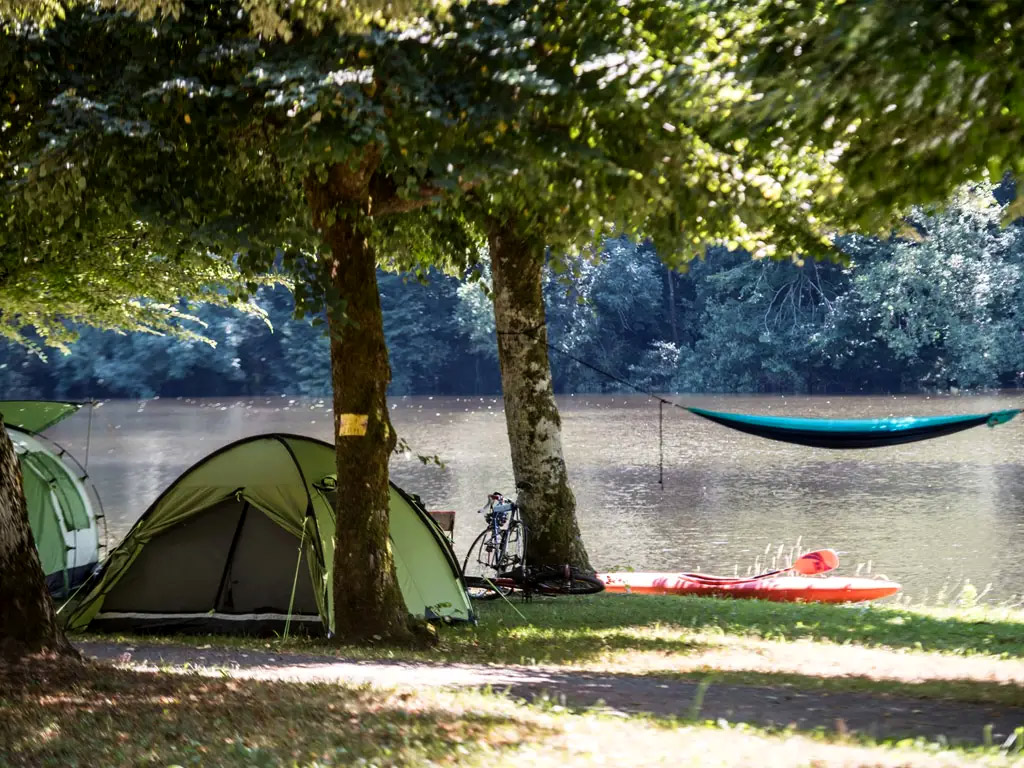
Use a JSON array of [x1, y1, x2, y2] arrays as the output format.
[[64, 433, 473, 635], [0, 401, 103, 597]]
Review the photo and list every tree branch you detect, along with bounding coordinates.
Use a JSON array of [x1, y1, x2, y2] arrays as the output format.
[[370, 176, 479, 216]]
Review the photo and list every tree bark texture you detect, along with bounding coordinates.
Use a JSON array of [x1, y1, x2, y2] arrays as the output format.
[[306, 161, 411, 644], [0, 416, 76, 660], [488, 218, 592, 570]]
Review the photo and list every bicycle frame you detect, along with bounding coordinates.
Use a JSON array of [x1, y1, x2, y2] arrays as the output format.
[[480, 492, 525, 575], [463, 491, 526, 579], [462, 490, 604, 600]]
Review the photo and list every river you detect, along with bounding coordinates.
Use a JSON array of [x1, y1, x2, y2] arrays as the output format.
[[45, 392, 1024, 605]]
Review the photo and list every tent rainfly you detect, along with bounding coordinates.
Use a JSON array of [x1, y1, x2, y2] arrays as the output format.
[[0, 401, 102, 597], [63, 433, 474, 635]]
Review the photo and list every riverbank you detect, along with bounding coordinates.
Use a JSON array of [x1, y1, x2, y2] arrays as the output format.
[[5, 595, 1024, 766]]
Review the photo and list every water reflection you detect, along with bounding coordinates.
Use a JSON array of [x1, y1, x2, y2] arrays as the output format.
[[45, 393, 1024, 604]]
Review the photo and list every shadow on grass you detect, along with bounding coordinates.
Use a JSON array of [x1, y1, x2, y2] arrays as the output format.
[[491, 666, 1024, 747], [636, 667, 1024, 708], [66, 640, 1024, 747], [0, 655, 553, 768], [75, 633, 1024, 710], [437, 627, 707, 665], [456, 594, 1024, 660], [79, 622, 710, 667]]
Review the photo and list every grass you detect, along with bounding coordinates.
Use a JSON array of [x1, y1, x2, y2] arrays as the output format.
[[4, 654, 1024, 768], [87, 593, 1024, 658], [10, 595, 1024, 766], [80, 595, 1024, 706], [0, 655, 545, 767], [443, 594, 1024, 661]]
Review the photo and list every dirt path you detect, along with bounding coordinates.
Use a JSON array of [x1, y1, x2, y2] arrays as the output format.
[[76, 640, 1024, 746]]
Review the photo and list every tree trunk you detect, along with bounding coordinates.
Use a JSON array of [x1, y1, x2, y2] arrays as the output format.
[[487, 216, 591, 570], [665, 267, 679, 347], [0, 416, 76, 660], [306, 162, 411, 644]]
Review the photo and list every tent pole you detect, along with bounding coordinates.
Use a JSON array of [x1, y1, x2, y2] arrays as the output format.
[[83, 400, 95, 472], [283, 516, 309, 641]]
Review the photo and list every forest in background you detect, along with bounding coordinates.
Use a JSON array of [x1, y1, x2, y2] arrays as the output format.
[[4, 182, 1023, 399]]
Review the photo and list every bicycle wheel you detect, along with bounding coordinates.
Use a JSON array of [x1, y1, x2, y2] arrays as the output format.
[[461, 529, 497, 576], [496, 521, 527, 574], [462, 575, 513, 601], [530, 566, 605, 596]]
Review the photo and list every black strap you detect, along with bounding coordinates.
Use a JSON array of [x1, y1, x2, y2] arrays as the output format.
[[214, 502, 250, 612]]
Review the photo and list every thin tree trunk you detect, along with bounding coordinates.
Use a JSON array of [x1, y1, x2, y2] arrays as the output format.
[[666, 267, 679, 346], [306, 162, 411, 644], [0, 416, 76, 660], [487, 216, 591, 570]]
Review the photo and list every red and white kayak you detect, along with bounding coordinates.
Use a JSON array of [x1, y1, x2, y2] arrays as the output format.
[[597, 572, 901, 603]]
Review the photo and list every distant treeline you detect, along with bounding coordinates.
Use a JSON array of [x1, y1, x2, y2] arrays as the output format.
[[3, 186, 1023, 399]]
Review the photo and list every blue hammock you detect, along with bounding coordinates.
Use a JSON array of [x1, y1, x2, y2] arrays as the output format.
[[686, 407, 1021, 449]]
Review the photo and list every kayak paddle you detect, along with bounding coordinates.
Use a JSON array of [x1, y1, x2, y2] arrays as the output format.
[[787, 548, 839, 576], [737, 549, 838, 581], [672, 548, 840, 584]]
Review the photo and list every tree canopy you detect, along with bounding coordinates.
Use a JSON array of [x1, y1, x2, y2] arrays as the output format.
[[0, 0, 440, 37], [6, 0, 959, 345], [730, 0, 1024, 225], [8, 181, 1021, 400], [8, 1, 1022, 359]]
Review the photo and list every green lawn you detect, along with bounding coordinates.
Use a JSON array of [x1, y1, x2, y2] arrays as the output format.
[[86, 594, 1024, 659]]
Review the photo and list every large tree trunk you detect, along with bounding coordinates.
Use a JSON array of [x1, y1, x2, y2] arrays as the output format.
[[488, 216, 591, 570], [0, 417, 76, 660], [306, 162, 411, 644]]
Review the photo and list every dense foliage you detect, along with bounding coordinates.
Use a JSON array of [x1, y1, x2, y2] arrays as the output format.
[[4, 186, 1020, 398], [730, 0, 1024, 224], [2, 0, 447, 38]]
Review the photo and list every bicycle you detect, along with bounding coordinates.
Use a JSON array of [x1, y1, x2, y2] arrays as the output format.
[[460, 487, 604, 600]]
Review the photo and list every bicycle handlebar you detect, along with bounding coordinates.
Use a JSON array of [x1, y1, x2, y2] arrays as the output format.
[[480, 491, 514, 513]]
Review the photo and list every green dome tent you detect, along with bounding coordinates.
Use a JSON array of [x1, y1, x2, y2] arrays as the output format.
[[63, 433, 473, 635], [0, 401, 103, 597]]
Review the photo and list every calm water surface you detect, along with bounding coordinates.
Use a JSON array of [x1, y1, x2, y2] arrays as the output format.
[[46, 393, 1024, 604]]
